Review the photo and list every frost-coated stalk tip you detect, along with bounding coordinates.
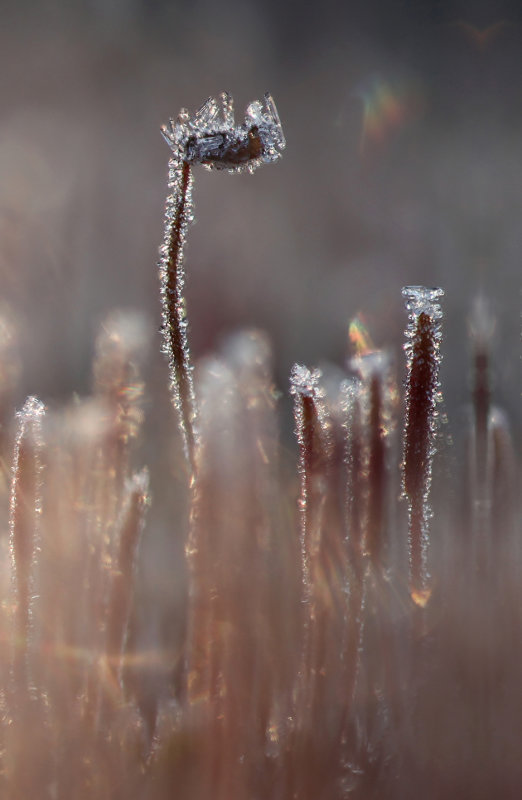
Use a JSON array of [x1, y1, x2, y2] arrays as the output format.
[[401, 286, 444, 607], [159, 92, 285, 475], [161, 91, 285, 174]]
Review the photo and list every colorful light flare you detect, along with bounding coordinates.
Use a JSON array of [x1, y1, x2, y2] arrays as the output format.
[[349, 314, 376, 357], [358, 76, 423, 157]]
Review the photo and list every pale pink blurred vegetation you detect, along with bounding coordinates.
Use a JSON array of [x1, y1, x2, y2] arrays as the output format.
[[1, 1, 522, 797]]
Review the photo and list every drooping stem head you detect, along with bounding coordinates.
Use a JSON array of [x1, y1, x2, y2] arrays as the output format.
[[159, 93, 285, 476], [161, 91, 285, 174]]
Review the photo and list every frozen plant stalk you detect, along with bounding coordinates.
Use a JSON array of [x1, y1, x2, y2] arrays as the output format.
[[349, 350, 394, 567], [290, 367, 336, 706], [401, 287, 444, 607], [290, 365, 329, 632], [159, 92, 285, 473]]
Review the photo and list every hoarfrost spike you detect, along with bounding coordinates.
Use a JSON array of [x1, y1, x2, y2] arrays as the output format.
[[401, 286, 444, 607]]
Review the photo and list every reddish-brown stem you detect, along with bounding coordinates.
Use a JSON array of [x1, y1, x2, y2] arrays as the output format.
[[162, 159, 197, 474], [366, 374, 385, 565], [473, 347, 490, 494], [403, 305, 441, 605], [346, 392, 364, 557]]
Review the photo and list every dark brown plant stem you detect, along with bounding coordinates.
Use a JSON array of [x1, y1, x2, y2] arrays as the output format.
[[402, 287, 443, 607], [290, 365, 337, 799], [345, 381, 364, 560], [290, 367, 329, 651], [403, 312, 434, 600], [160, 157, 197, 475], [159, 93, 285, 475], [366, 373, 386, 565], [467, 299, 495, 544], [490, 408, 517, 543], [473, 346, 490, 491]]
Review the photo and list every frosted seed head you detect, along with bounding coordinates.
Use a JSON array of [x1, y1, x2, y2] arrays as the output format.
[[16, 396, 45, 435], [161, 92, 285, 173], [402, 286, 444, 321], [289, 364, 322, 399], [402, 285, 445, 371]]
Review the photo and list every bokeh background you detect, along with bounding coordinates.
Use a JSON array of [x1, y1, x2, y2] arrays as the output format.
[[1, 0, 522, 437], [1, 3, 522, 767]]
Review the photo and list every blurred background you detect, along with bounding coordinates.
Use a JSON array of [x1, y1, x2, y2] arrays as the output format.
[[1, 5, 521, 793], [1, 0, 522, 428]]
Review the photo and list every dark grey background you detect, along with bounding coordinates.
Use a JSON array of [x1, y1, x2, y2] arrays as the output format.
[[1, 0, 521, 423]]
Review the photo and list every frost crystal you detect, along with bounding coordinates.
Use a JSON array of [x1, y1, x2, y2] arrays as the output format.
[[402, 285, 444, 321], [290, 364, 322, 400], [161, 91, 285, 174]]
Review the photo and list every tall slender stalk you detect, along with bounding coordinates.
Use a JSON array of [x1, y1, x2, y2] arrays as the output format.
[[159, 93, 285, 476], [159, 157, 197, 474]]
